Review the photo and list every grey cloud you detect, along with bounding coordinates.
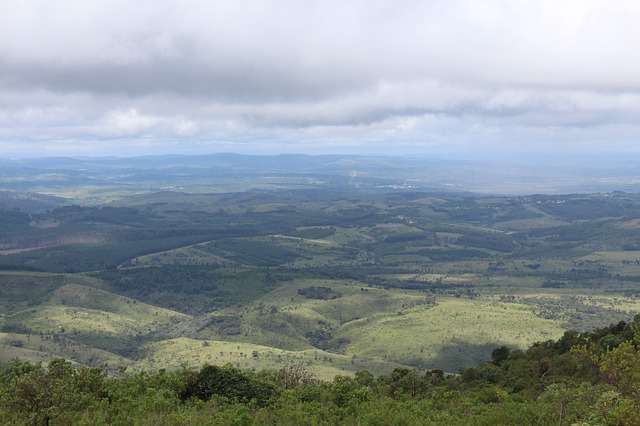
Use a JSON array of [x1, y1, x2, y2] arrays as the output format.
[[0, 57, 374, 102], [1, 0, 640, 157]]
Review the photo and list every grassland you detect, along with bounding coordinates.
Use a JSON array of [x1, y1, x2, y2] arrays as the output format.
[[138, 338, 405, 379], [339, 297, 564, 372]]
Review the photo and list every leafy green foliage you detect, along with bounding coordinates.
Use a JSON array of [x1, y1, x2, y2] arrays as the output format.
[[0, 359, 105, 425], [3, 318, 640, 425], [180, 364, 277, 406]]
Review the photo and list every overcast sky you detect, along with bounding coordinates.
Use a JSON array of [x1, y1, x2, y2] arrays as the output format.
[[1, 0, 639, 158]]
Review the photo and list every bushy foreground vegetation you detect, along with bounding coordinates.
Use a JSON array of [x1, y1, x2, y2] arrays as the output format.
[[2, 317, 640, 425]]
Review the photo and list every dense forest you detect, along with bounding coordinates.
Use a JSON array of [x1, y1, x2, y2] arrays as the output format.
[[2, 316, 640, 425]]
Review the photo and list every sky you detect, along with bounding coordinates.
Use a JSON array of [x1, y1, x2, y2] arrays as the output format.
[[1, 0, 639, 158]]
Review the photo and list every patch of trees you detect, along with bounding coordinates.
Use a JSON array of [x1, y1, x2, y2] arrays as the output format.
[[4, 317, 640, 425], [199, 315, 242, 336], [0, 323, 34, 334], [113, 227, 257, 242], [68, 332, 144, 359], [96, 266, 281, 315], [419, 248, 491, 261], [304, 328, 334, 350], [541, 280, 567, 288], [96, 266, 221, 314], [433, 198, 496, 222], [0, 232, 235, 273], [287, 227, 336, 239], [200, 239, 300, 267], [297, 286, 341, 300], [532, 195, 640, 220], [527, 220, 609, 242], [383, 231, 437, 244], [519, 296, 636, 332], [180, 364, 277, 406], [492, 203, 543, 222], [321, 206, 382, 227], [456, 232, 516, 252], [0, 234, 104, 252], [0, 267, 66, 308], [0, 209, 31, 230], [0, 191, 63, 213]]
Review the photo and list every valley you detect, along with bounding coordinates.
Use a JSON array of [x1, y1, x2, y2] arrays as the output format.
[[2, 157, 640, 376]]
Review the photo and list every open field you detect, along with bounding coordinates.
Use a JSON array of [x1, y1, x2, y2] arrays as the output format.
[[138, 338, 406, 379], [339, 297, 564, 372]]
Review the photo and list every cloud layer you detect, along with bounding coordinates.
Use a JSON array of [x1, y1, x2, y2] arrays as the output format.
[[1, 0, 639, 157]]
